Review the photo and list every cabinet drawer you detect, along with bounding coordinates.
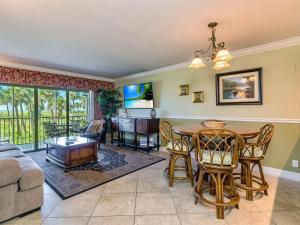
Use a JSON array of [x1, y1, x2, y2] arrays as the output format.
[[119, 118, 135, 132], [136, 119, 148, 133]]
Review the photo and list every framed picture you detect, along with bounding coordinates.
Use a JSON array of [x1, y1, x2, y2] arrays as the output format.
[[216, 68, 262, 105], [179, 84, 189, 96], [193, 91, 204, 103]]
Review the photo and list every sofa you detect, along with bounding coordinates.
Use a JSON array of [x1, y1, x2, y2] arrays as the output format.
[[0, 143, 44, 223]]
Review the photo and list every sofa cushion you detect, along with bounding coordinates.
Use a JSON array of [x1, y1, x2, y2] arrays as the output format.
[[0, 143, 20, 152], [0, 158, 22, 187], [0, 150, 25, 159], [17, 157, 44, 191]]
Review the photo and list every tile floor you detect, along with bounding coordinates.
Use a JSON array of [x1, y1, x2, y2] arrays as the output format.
[[3, 150, 300, 225]]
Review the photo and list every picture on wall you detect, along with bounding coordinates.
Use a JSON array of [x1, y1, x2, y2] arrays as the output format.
[[216, 68, 262, 105], [179, 84, 189, 96], [193, 91, 204, 103]]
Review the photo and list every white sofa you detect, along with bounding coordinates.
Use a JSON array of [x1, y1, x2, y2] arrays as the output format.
[[0, 144, 44, 223]]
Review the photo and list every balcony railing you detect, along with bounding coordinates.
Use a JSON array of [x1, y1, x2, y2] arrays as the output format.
[[0, 115, 88, 145]]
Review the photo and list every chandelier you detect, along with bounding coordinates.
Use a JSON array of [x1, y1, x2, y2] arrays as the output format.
[[189, 22, 233, 70]]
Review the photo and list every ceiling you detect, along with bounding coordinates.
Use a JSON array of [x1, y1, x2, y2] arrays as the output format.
[[0, 0, 300, 78]]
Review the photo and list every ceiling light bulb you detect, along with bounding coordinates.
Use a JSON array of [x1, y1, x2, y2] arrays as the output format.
[[189, 56, 206, 69], [213, 49, 233, 62], [213, 60, 230, 70]]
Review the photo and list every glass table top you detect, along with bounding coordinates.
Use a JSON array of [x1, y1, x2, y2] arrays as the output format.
[[44, 136, 97, 147]]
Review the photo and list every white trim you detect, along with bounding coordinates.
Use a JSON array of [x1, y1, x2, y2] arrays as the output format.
[[141, 114, 300, 124], [256, 166, 300, 182], [0, 61, 115, 82], [116, 36, 300, 82]]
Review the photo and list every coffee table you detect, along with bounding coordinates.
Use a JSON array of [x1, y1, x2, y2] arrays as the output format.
[[45, 136, 98, 172]]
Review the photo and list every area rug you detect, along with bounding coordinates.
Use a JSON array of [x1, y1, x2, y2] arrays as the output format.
[[27, 145, 165, 199]]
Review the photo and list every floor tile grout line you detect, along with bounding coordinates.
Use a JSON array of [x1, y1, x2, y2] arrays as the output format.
[[133, 175, 139, 224], [165, 172, 183, 225], [86, 185, 106, 224]]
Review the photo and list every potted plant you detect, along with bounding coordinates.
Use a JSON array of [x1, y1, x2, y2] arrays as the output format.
[[96, 88, 122, 132]]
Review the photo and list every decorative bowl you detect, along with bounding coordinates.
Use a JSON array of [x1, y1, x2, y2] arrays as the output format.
[[201, 120, 226, 129]]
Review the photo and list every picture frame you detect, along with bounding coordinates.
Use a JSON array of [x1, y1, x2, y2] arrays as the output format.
[[179, 84, 189, 96], [192, 91, 204, 103], [216, 68, 262, 105]]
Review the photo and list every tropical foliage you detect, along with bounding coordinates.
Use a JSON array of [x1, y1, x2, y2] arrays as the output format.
[[0, 85, 89, 147], [96, 88, 122, 118]]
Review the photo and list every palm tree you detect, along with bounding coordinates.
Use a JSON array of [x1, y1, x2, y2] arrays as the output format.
[[0, 86, 13, 118]]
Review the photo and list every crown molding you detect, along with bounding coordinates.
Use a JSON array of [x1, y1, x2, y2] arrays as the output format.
[[116, 36, 300, 82], [126, 112, 300, 124], [0, 61, 115, 82]]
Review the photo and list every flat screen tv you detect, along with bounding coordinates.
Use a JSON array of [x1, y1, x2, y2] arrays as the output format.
[[123, 82, 154, 109]]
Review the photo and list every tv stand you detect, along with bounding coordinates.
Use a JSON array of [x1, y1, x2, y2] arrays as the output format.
[[111, 117, 160, 153]]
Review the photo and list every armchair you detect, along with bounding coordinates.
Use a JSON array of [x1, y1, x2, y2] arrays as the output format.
[[80, 119, 106, 145]]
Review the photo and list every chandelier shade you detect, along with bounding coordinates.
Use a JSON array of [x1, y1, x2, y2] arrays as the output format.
[[213, 60, 231, 70], [188, 56, 206, 69], [213, 49, 233, 63], [189, 22, 232, 71]]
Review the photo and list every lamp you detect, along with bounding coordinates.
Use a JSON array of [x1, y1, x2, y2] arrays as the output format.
[[189, 22, 233, 70], [189, 52, 206, 69]]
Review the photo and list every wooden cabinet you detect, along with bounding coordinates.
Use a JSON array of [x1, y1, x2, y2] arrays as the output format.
[[111, 117, 160, 153]]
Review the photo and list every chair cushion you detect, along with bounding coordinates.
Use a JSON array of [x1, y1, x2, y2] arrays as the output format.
[[86, 120, 105, 134], [0, 143, 20, 152], [17, 157, 44, 191], [97, 119, 105, 133], [166, 141, 188, 152], [201, 150, 232, 165], [240, 146, 263, 158]]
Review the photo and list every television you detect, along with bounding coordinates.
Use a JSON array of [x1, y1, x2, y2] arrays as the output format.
[[123, 82, 154, 109]]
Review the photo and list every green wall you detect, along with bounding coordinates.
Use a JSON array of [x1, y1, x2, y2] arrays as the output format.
[[117, 45, 300, 173]]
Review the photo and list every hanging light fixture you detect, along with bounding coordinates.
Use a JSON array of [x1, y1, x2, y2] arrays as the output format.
[[189, 22, 233, 70]]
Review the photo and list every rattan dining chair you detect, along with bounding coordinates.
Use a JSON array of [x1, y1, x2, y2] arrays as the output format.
[[234, 124, 274, 201], [160, 121, 194, 187], [193, 128, 244, 219]]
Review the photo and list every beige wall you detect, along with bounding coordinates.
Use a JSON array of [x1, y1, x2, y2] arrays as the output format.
[[117, 45, 300, 173]]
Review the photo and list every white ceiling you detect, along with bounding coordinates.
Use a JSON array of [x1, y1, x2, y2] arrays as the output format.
[[0, 0, 300, 78]]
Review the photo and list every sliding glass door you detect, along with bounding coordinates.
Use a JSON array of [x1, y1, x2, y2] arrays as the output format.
[[69, 91, 90, 127], [0, 85, 35, 151], [38, 89, 67, 149], [0, 84, 90, 152]]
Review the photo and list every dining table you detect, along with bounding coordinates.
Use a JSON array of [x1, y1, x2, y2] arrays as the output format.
[[172, 124, 260, 138], [172, 123, 261, 185]]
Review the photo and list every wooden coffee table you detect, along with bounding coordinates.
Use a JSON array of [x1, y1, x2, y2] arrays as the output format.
[[45, 136, 98, 172]]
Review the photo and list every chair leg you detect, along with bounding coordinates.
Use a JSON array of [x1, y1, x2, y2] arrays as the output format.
[[187, 157, 194, 187], [168, 155, 176, 187], [195, 169, 204, 204], [229, 174, 239, 209], [257, 161, 268, 196], [245, 161, 253, 201], [241, 163, 246, 184], [216, 173, 224, 219]]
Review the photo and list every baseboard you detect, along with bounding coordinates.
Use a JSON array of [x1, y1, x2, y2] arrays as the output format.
[[255, 166, 300, 182], [161, 147, 300, 182]]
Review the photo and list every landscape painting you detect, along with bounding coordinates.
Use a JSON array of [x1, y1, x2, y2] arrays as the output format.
[[216, 68, 262, 105], [123, 82, 154, 109]]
